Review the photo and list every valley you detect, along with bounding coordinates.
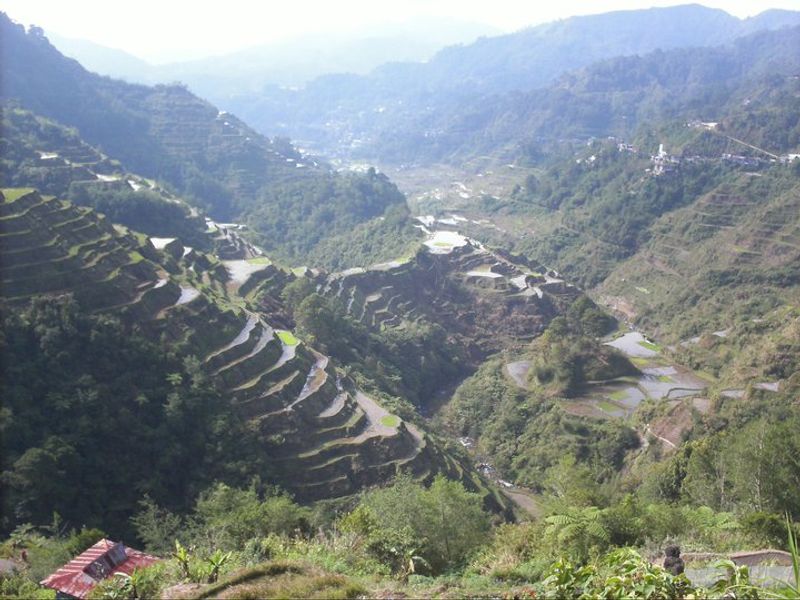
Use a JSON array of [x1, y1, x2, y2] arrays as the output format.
[[1, 5, 799, 598]]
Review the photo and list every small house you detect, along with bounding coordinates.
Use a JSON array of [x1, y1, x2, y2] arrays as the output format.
[[40, 539, 160, 599]]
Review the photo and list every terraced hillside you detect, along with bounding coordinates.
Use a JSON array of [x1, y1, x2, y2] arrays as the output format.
[[315, 235, 581, 359], [0, 107, 123, 195], [597, 168, 800, 342], [0, 188, 485, 508], [0, 14, 314, 205], [1, 106, 214, 248], [0, 188, 163, 308]]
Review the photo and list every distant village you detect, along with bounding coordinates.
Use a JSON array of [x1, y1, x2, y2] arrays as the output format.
[[608, 120, 800, 177]]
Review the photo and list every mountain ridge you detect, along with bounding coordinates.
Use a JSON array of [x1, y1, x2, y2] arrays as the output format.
[[0, 12, 413, 267], [212, 4, 800, 160], [46, 16, 501, 92]]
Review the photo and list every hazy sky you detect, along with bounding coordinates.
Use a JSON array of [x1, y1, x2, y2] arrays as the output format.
[[2, 0, 796, 63]]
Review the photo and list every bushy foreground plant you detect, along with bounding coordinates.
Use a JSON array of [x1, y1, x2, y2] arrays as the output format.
[[339, 474, 490, 575], [534, 548, 755, 599]]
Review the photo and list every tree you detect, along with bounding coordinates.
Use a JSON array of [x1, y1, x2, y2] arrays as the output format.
[[682, 436, 733, 511], [543, 456, 600, 507], [280, 278, 316, 317], [192, 483, 310, 550], [293, 294, 337, 351], [421, 476, 491, 569], [358, 474, 490, 573], [130, 497, 183, 555]]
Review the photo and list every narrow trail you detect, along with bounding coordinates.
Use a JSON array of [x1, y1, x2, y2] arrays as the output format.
[[645, 425, 677, 449], [718, 133, 779, 159]]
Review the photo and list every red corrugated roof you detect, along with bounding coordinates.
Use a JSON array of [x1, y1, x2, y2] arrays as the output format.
[[40, 538, 160, 599]]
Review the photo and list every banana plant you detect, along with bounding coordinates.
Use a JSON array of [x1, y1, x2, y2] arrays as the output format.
[[205, 549, 233, 583], [172, 540, 192, 580], [390, 546, 430, 581]]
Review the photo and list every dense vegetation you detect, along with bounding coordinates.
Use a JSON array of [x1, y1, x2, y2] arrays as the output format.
[[305, 204, 422, 271], [67, 185, 211, 249], [443, 309, 640, 487], [3, 471, 799, 598], [244, 168, 410, 265], [0, 297, 261, 539], [281, 277, 467, 413]]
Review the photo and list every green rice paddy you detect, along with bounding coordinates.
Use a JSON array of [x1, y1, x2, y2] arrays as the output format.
[[380, 415, 401, 428], [597, 400, 619, 413], [1, 188, 34, 202], [276, 330, 299, 346], [638, 340, 661, 352]]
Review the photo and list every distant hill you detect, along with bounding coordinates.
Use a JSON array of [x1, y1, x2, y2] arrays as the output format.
[[215, 4, 800, 161], [0, 12, 409, 265], [366, 25, 800, 164], [462, 67, 800, 349], [47, 16, 500, 94], [45, 32, 154, 82]]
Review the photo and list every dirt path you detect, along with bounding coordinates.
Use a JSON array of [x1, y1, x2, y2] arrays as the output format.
[[645, 425, 677, 449]]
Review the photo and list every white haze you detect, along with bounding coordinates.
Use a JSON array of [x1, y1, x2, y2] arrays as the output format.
[[1, 0, 794, 63]]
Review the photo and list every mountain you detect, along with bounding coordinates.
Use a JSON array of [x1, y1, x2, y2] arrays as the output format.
[[366, 25, 800, 165], [443, 59, 800, 387], [217, 4, 800, 161], [470, 54, 800, 286], [359, 21, 799, 523], [0, 13, 409, 267], [47, 16, 500, 94], [0, 57, 617, 539], [45, 32, 155, 82]]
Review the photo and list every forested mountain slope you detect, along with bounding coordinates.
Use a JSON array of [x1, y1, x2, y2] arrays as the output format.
[[401, 26, 800, 165], [493, 72, 800, 315], [219, 6, 800, 162], [0, 13, 409, 266], [387, 29, 800, 524]]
